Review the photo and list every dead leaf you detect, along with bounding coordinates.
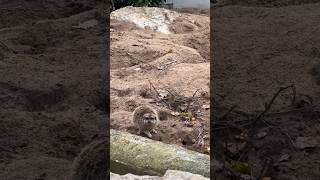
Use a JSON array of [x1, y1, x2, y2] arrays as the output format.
[[201, 104, 210, 109], [257, 132, 268, 139], [278, 154, 290, 162], [170, 124, 176, 127]]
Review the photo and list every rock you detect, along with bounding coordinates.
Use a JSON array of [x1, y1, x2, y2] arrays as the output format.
[[240, 174, 253, 180], [164, 170, 209, 180], [201, 104, 210, 109], [205, 147, 210, 154], [171, 111, 179, 116], [180, 105, 187, 111], [110, 6, 179, 34], [110, 172, 160, 180], [235, 132, 248, 140], [110, 170, 209, 180], [110, 129, 210, 177]]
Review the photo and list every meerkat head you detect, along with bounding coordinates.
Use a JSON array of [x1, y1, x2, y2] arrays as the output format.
[[142, 113, 157, 124]]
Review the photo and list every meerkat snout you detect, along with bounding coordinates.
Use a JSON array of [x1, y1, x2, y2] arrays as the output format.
[[143, 113, 157, 123]]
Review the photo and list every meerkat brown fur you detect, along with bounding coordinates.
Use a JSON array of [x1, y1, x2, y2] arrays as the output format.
[[133, 105, 160, 138]]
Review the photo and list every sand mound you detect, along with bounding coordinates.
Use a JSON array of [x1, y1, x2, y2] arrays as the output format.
[[111, 8, 210, 154]]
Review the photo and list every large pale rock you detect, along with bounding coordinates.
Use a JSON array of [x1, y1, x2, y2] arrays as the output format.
[[110, 6, 180, 34], [110, 129, 210, 177], [110, 170, 209, 180]]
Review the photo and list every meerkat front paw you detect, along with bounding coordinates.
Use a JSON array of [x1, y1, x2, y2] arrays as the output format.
[[151, 129, 157, 134], [144, 131, 152, 138]]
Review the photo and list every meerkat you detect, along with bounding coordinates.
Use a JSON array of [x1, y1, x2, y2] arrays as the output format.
[[133, 105, 160, 138]]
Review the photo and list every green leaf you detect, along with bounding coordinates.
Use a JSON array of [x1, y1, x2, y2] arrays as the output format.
[[231, 161, 251, 175], [180, 112, 188, 118]]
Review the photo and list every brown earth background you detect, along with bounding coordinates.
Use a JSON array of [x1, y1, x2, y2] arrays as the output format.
[[213, 0, 320, 179], [0, 0, 320, 179], [0, 0, 107, 179]]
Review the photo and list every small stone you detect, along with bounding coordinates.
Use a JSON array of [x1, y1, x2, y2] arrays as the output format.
[[257, 132, 267, 139], [186, 121, 195, 127], [203, 134, 208, 140], [240, 174, 253, 180], [235, 132, 247, 140], [157, 66, 164, 70], [180, 105, 187, 111], [164, 170, 209, 180], [134, 67, 141, 71], [201, 104, 210, 109], [171, 111, 179, 116], [204, 147, 210, 154]]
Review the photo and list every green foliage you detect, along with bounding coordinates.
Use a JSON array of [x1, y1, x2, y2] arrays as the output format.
[[112, 0, 165, 10], [128, 0, 165, 7], [180, 112, 188, 118], [231, 161, 251, 175]]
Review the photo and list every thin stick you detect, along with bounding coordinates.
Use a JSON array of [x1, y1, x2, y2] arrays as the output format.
[[251, 84, 295, 126], [148, 80, 170, 107], [218, 105, 238, 120], [186, 88, 201, 110]]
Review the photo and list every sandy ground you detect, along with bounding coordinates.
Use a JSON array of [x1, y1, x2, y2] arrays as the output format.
[[110, 8, 210, 154], [213, 0, 320, 179], [0, 0, 107, 179]]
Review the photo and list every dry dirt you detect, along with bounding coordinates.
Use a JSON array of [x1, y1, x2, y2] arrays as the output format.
[[213, 0, 320, 179], [110, 8, 210, 154], [0, 0, 107, 179]]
